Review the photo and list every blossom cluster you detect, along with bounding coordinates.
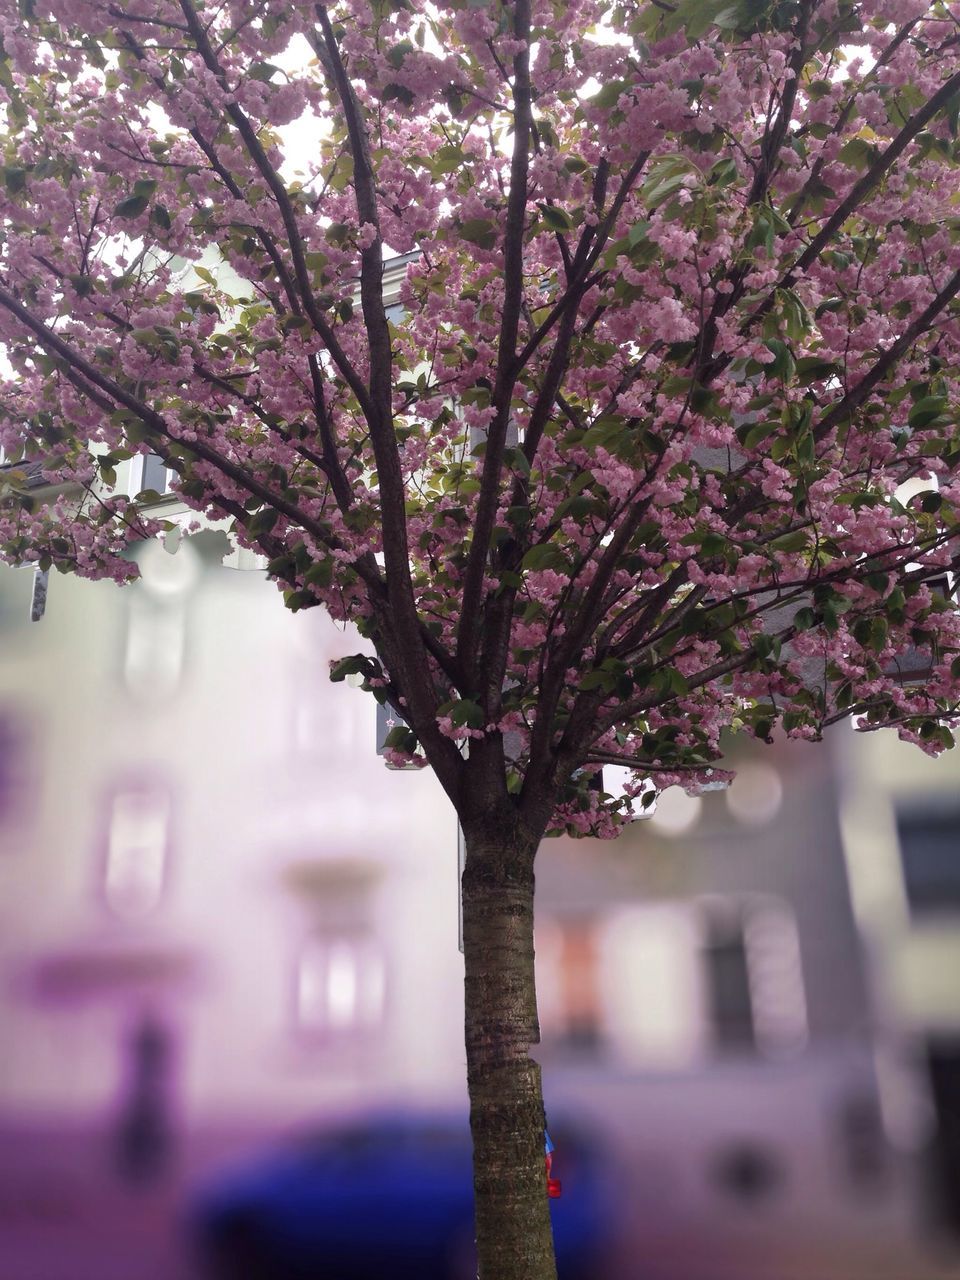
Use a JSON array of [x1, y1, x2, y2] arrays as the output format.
[[2, 0, 960, 833]]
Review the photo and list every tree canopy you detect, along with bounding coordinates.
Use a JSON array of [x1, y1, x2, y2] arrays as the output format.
[[1, 0, 960, 838]]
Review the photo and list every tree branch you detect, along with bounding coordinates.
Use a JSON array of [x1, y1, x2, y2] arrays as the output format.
[[0, 282, 379, 584], [814, 269, 960, 441], [701, 62, 960, 383], [309, 5, 465, 762], [456, 0, 533, 675], [176, 0, 375, 419]]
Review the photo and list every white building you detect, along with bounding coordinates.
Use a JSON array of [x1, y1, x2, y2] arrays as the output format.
[[0, 548, 465, 1280]]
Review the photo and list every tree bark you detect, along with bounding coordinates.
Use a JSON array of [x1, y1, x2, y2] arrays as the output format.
[[461, 820, 557, 1280]]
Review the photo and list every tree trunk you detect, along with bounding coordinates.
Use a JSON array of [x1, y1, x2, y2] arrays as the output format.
[[461, 821, 557, 1280]]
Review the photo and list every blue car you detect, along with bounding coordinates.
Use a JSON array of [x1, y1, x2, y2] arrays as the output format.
[[191, 1113, 607, 1280]]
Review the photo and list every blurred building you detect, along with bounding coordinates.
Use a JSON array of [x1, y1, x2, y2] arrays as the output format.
[[535, 729, 960, 1279], [0, 503, 958, 1278], [840, 729, 960, 1252], [0, 537, 465, 1280]]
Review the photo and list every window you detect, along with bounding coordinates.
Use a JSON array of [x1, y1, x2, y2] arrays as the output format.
[[927, 1040, 960, 1235], [288, 631, 359, 757], [704, 926, 755, 1050], [0, 712, 28, 829], [29, 565, 48, 621], [124, 597, 186, 698], [540, 907, 707, 1067], [540, 898, 807, 1068], [103, 786, 171, 918], [897, 804, 960, 914], [702, 902, 807, 1057], [284, 860, 384, 1041], [295, 932, 385, 1038], [551, 918, 603, 1051], [130, 453, 173, 498]]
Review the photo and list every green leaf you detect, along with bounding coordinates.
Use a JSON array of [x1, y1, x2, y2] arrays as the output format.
[[555, 494, 597, 522], [248, 61, 282, 82], [433, 145, 466, 175], [589, 79, 627, 110], [665, 668, 689, 696], [764, 339, 795, 383], [581, 416, 626, 451], [538, 203, 573, 232], [3, 165, 27, 194], [708, 156, 738, 187], [504, 445, 530, 476], [627, 219, 651, 248], [768, 529, 809, 553], [329, 654, 368, 682], [520, 543, 568, 572], [460, 218, 497, 250], [246, 507, 279, 538], [386, 39, 415, 69], [381, 82, 415, 107], [795, 356, 840, 384], [68, 273, 94, 298], [838, 137, 875, 172], [304, 559, 334, 588], [908, 396, 948, 429], [738, 420, 778, 450], [580, 669, 614, 692], [133, 488, 164, 505], [384, 725, 419, 753], [699, 531, 728, 558], [448, 699, 484, 729], [113, 194, 149, 219], [644, 171, 690, 208]]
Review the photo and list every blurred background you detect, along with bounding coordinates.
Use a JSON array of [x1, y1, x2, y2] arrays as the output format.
[[1, 501, 960, 1279]]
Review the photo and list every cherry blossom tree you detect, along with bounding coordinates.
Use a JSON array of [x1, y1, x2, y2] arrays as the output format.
[[2, 0, 960, 1275]]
